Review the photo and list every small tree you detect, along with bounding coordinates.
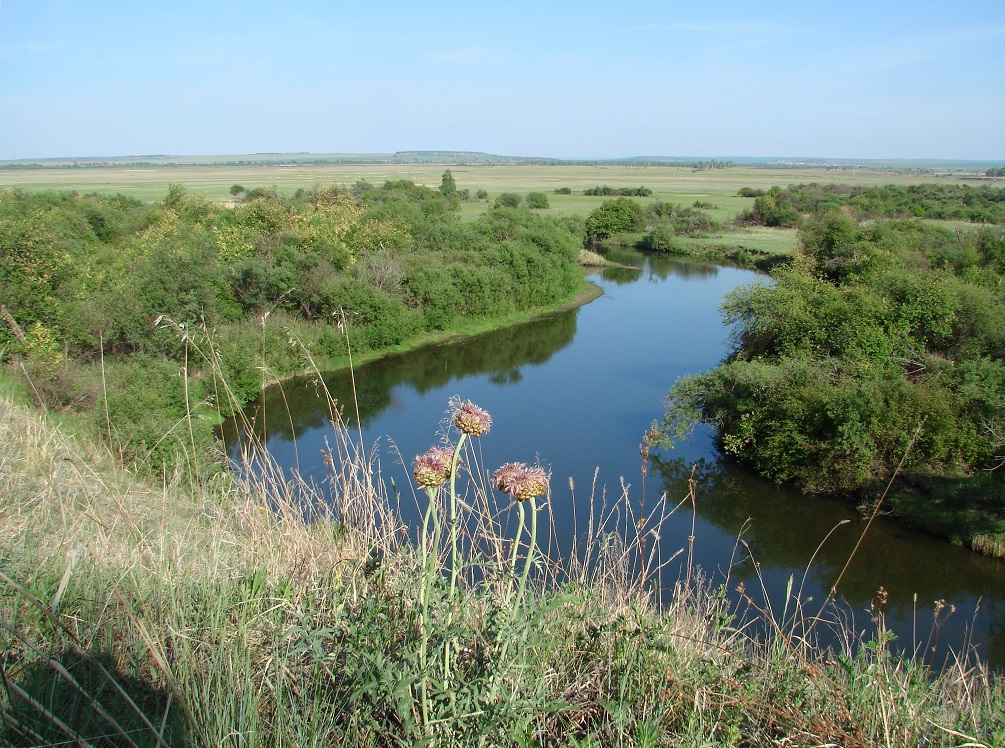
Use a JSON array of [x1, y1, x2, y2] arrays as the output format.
[[525, 192, 549, 209], [584, 197, 644, 241], [494, 193, 522, 209], [475, 189, 489, 200], [440, 169, 460, 208], [230, 184, 246, 198]]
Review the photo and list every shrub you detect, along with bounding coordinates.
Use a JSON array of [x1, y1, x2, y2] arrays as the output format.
[[525, 192, 549, 209], [494, 193, 522, 209]]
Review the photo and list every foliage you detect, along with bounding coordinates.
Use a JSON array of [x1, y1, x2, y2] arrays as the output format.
[[746, 182, 1005, 224], [494, 192, 522, 209], [584, 197, 644, 241], [659, 211, 1005, 506], [0, 184, 584, 473], [582, 185, 652, 197], [553, 186, 572, 194], [439, 169, 460, 208], [525, 191, 550, 209]]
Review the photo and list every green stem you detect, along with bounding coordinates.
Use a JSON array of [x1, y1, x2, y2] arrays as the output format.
[[508, 500, 526, 604], [516, 497, 538, 613], [448, 433, 467, 600], [418, 486, 438, 736]]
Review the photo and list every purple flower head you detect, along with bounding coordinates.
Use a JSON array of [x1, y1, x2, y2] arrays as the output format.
[[413, 446, 454, 489], [493, 462, 549, 502], [453, 400, 492, 437]]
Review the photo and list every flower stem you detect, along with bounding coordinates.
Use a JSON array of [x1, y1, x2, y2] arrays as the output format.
[[448, 432, 467, 600]]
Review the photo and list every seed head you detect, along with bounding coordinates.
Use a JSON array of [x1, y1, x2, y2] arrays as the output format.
[[413, 446, 454, 489], [494, 462, 549, 502], [454, 400, 492, 437]]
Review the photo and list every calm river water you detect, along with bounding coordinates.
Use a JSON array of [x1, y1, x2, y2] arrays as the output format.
[[229, 248, 1005, 668]]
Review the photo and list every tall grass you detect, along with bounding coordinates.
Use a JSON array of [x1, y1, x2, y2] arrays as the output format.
[[1, 331, 1002, 746]]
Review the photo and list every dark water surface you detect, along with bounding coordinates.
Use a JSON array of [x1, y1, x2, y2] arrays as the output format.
[[229, 250, 1005, 668]]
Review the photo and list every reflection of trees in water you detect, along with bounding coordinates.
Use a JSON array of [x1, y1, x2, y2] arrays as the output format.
[[651, 453, 1005, 665], [596, 248, 722, 285], [651, 453, 1005, 618], [227, 310, 578, 444]]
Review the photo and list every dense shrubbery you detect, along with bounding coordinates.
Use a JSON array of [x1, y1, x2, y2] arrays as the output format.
[[583, 185, 652, 197], [644, 201, 719, 253], [660, 210, 1005, 516], [737, 183, 1005, 226], [0, 182, 583, 472]]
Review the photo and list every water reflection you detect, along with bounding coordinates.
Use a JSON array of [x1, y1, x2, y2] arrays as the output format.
[[652, 454, 1005, 665], [233, 310, 577, 443]]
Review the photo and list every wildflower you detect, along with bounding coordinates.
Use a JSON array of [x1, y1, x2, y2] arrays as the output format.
[[413, 446, 454, 489], [453, 400, 492, 437], [494, 462, 549, 502]]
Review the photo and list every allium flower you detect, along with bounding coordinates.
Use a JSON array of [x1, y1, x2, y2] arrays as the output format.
[[413, 446, 454, 489], [493, 462, 527, 494], [453, 400, 492, 437], [493, 462, 549, 502]]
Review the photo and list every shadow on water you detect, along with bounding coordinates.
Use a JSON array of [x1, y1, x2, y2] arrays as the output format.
[[224, 310, 578, 445]]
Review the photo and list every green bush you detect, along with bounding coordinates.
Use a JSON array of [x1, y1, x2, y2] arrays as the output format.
[[525, 192, 549, 209]]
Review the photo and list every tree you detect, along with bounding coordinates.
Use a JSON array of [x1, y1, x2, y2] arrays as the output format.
[[439, 170, 460, 208], [584, 197, 644, 241], [230, 184, 245, 198], [525, 192, 549, 209]]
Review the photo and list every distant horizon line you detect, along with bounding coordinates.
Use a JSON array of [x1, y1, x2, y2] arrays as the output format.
[[1, 151, 1003, 167]]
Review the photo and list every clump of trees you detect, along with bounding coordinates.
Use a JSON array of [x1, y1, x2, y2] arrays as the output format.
[[584, 197, 645, 241], [583, 186, 652, 197], [644, 202, 719, 253], [0, 180, 583, 474], [986, 167, 1005, 177], [659, 207, 1005, 510], [736, 183, 1005, 226], [553, 187, 572, 195]]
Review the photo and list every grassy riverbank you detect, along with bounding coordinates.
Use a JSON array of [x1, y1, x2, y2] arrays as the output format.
[[1, 385, 1002, 746]]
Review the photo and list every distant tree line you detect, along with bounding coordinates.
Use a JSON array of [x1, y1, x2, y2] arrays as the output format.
[[735, 183, 1005, 227], [987, 167, 1005, 177], [582, 186, 653, 197], [693, 160, 733, 171]]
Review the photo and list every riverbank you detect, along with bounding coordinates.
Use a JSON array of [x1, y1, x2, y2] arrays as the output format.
[[256, 274, 604, 389], [0, 387, 999, 745]]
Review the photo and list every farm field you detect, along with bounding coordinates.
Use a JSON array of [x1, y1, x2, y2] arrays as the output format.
[[0, 161, 986, 216]]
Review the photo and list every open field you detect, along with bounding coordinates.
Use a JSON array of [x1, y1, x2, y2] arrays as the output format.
[[0, 162, 989, 218]]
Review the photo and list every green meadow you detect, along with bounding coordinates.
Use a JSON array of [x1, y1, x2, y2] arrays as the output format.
[[0, 160, 984, 208]]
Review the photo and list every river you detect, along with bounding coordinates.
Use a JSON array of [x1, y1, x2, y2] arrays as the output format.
[[227, 248, 1005, 669]]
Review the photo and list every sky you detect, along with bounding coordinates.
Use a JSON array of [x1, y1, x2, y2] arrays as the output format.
[[1, 0, 1003, 161]]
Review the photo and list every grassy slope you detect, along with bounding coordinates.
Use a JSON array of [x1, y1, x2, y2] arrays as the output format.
[[0, 378, 1002, 746]]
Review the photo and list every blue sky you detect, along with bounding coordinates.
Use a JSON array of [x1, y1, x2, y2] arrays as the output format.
[[1, 0, 1003, 161]]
